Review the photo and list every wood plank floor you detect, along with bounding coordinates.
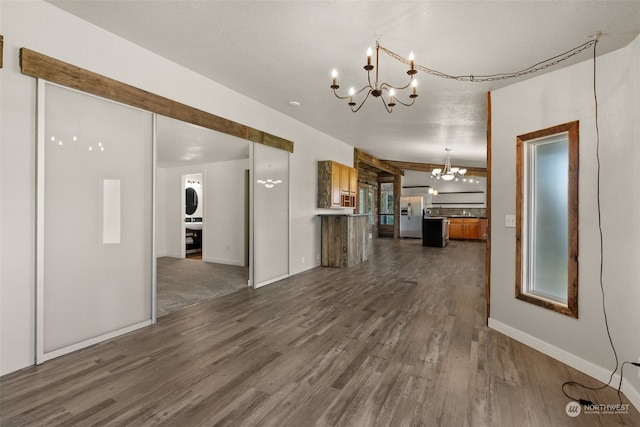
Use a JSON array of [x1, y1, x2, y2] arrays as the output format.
[[1, 238, 638, 426]]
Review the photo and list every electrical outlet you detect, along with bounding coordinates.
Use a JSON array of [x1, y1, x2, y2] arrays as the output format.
[[505, 214, 516, 228]]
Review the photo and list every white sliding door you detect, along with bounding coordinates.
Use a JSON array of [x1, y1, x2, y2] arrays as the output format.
[[37, 82, 153, 362], [252, 143, 289, 288]]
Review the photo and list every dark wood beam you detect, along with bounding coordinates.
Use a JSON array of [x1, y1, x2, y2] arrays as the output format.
[[383, 160, 487, 177], [354, 148, 404, 176], [20, 48, 294, 153]]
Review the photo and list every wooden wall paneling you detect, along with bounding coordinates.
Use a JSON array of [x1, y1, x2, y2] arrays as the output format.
[[20, 48, 293, 153]]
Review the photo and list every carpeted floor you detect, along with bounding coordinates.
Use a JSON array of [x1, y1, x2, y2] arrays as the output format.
[[156, 257, 248, 317]]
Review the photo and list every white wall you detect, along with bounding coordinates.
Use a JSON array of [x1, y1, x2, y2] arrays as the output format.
[[158, 159, 249, 265], [0, 1, 353, 375], [490, 35, 640, 406]]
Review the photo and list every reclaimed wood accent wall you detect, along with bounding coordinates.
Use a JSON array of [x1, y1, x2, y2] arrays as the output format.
[[19, 48, 293, 153], [320, 215, 369, 268]]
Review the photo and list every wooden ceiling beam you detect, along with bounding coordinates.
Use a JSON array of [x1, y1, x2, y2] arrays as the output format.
[[354, 148, 403, 176]]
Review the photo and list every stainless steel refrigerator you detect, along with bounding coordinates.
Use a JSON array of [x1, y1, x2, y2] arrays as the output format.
[[399, 196, 425, 238]]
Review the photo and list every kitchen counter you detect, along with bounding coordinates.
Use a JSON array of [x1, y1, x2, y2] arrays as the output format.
[[319, 214, 369, 267]]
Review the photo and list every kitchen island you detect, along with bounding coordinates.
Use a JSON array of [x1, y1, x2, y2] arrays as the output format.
[[319, 214, 369, 268]]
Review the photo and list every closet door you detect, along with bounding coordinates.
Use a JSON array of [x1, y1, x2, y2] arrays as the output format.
[[37, 82, 153, 362], [252, 143, 289, 288]]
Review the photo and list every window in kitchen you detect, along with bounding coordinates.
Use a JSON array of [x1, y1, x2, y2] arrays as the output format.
[[515, 121, 579, 318]]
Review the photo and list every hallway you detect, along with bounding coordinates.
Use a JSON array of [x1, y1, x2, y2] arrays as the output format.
[[156, 257, 248, 316]]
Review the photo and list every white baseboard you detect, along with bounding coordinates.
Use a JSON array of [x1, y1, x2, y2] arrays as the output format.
[[161, 252, 182, 259], [203, 257, 244, 266], [488, 318, 640, 411]]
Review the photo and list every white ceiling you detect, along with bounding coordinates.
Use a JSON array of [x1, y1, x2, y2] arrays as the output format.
[[49, 1, 640, 169], [156, 115, 249, 168]]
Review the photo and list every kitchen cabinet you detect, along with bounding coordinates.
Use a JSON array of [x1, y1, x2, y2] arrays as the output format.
[[449, 217, 485, 240], [449, 219, 465, 239], [318, 160, 358, 208], [479, 218, 488, 240]]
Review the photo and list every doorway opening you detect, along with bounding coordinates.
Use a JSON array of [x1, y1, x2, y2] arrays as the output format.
[[155, 115, 250, 317], [184, 173, 203, 260]]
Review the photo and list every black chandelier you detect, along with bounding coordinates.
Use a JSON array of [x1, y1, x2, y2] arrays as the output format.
[[330, 41, 418, 113]]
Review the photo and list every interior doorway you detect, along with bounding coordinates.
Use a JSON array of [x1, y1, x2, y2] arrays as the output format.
[[358, 184, 376, 238], [155, 115, 250, 317], [183, 173, 204, 260]]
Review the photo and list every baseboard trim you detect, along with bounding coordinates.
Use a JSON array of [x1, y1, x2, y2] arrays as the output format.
[[162, 253, 182, 259], [488, 318, 640, 411], [203, 257, 244, 266]]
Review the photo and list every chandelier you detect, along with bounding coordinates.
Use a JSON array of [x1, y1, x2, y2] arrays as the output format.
[[330, 42, 418, 113], [257, 178, 282, 189], [432, 148, 467, 181]]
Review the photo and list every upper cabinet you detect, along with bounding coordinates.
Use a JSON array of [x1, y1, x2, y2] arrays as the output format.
[[318, 160, 358, 208]]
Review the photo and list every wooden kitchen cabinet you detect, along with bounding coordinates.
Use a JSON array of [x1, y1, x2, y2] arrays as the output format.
[[463, 218, 480, 239], [318, 160, 358, 208], [448, 217, 485, 240], [449, 219, 465, 239], [479, 218, 488, 240]]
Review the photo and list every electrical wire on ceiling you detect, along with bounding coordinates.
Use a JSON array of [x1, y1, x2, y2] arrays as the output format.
[[379, 38, 598, 82]]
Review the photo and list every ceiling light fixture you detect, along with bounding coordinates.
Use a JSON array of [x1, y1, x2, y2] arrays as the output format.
[[257, 178, 282, 189], [330, 41, 417, 113], [432, 148, 467, 181]]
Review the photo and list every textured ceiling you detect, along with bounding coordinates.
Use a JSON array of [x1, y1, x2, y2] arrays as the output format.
[[49, 1, 640, 168]]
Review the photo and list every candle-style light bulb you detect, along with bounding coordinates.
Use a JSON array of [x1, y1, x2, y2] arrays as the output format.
[[331, 69, 338, 88], [367, 47, 372, 66], [409, 51, 415, 69], [349, 87, 355, 96], [412, 79, 417, 95]]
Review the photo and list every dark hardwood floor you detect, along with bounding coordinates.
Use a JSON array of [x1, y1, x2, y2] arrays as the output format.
[[1, 239, 638, 426]]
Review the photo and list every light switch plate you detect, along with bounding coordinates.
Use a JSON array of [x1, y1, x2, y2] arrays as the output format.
[[505, 214, 516, 228]]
